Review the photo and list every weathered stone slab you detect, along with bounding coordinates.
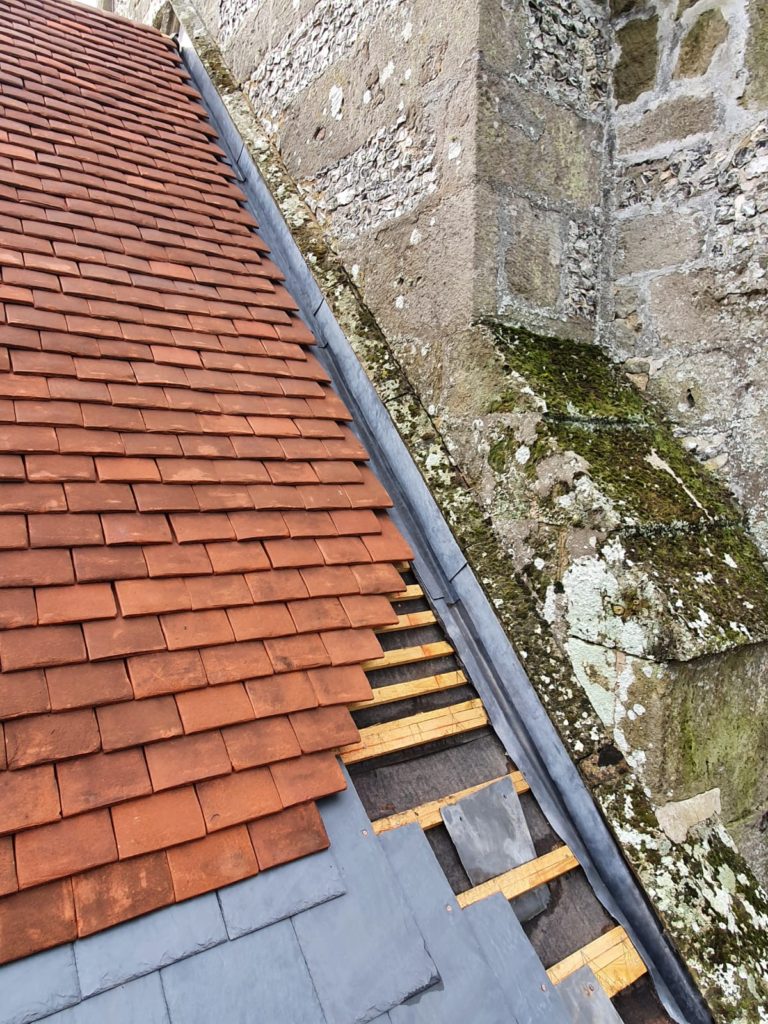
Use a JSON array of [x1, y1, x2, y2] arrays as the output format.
[[441, 776, 549, 921], [615, 16, 658, 105], [674, 9, 729, 79], [618, 95, 716, 153]]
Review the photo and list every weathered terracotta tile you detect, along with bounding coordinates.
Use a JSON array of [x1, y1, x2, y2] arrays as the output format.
[[84, 614, 165, 661], [73, 544, 148, 581], [5, 708, 100, 768], [222, 717, 301, 771], [0, 668, 49, 719], [127, 649, 206, 699], [46, 660, 132, 711], [0, 764, 61, 835], [339, 594, 398, 629], [309, 664, 373, 705], [144, 542, 212, 577], [197, 766, 281, 832], [29, 513, 103, 548], [15, 809, 117, 889], [37, 582, 116, 624], [0, 838, 17, 897], [167, 825, 259, 901], [270, 752, 346, 807], [0, 879, 76, 963], [245, 670, 318, 718], [161, 608, 234, 650], [288, 596, 350, 634], [264, 632, 331, 673], [290, 705, 360, 753], [73, 852, 173, 937], [350, 562, 406, 594], [248, 802, 329, 871], [58, 749, 152, 815], [144, 731, 232, 791], [200, 639, 272, 685], [111, 787, 206, 859], [176, 683, 255, 733], [321, 627, 383, 666], [98, 695, 183, 751]]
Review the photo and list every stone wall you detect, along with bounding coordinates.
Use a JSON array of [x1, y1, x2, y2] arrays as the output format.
[[605, 0, 768, 553], [477, 0, 609, 341]]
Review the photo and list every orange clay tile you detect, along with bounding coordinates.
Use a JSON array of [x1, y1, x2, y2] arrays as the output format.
[[166, 825, 259, 901], [0, 0, 413, 964]]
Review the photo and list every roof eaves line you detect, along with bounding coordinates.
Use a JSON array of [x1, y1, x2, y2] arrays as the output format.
[[177, 28, 709, 1024]]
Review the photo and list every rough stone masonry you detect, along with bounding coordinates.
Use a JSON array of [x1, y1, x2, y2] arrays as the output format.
[[116, 0, 768, 1018]]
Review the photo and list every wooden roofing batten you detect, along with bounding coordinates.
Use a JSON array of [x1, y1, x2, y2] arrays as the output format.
[[0, 0, 414, 963]]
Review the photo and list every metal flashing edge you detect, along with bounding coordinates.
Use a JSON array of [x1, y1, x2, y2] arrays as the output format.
[[178, 28, 710, 1024]]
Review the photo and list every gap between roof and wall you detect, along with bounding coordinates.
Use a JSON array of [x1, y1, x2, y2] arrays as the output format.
[[174, 19, 709, 1024]]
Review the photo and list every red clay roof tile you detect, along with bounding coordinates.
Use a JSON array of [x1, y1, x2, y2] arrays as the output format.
[[197, 766, 281, 833], [248, 802, 329, 871], [0, 0, 414, 963], [167, 825, 258, 902]]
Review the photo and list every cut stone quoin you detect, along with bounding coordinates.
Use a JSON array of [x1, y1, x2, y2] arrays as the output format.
[[0, 0, 412, 964]]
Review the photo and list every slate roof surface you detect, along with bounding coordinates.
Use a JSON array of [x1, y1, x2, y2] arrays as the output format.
[[0, 0, 412, 963]]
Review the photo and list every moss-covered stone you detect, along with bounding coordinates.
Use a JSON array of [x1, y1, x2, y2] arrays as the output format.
[[595, 774, 768, 1023], [488, 322, 647, 421], [626, 524, 768, 654]]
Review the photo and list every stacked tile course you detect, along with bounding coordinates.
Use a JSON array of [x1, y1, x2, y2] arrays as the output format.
[[0, 0, 412, 962]]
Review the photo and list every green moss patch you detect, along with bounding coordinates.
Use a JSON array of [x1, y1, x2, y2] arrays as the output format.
[[487, 321, 647, 421]]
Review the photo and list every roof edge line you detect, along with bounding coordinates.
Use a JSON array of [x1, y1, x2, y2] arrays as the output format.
[[177, 27, 710, 1024]]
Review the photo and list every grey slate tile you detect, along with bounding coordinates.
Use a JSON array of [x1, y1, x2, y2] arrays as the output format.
[[160, 919, 325, 1024], [74, 893, 227, 997], [39, 974, 169, 1024], [218, 847, 345, 939], [441, 776, 548, 921], [556, 966, 624, 1023], [0, 945, 80, 1024], [293, 774, 438, 1024], [380, 823, 515, 1024], [462, 893, 570, 1024]]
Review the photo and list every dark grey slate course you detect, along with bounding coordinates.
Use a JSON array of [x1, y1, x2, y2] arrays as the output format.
[[441, 776, 549, 922], [160, 919, 325, 1024], [293, 776, 438, 1024], [0, 945, 80, 1024], [74, 893, 227, 997], [218, 847, 345, 939], [381, 823, 518, 1024], [39, 974, 169, 1024], [557, 966, 624, 1023], [462, 893, 570, 1024]]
